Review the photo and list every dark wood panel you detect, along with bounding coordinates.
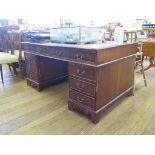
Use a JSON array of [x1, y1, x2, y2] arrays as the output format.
[[68, 48, 96, 63], [25, 53, 40, 82], [24, 52, 68, 91], [96, 56, 135, 110], [69, 63, 96, 83], [38, 56, 68, 81], [97, 43, 137, 64], [22, 42, 137, 123], [69, 77, 96, 97], [69, 89, 95, 109], [22, 43, 97, 64]]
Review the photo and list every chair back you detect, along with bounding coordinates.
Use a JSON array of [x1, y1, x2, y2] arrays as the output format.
[[0, 27, 10, 52], [124, 31, 137, 43], [9, 30, 22, 55], [142, 41, 155, 57], [0, 26, 20, 53]]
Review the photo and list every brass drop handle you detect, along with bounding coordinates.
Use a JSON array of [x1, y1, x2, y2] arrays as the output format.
[[76, 83, 85, 90], [56, 50, 63, 56], [75, 53, 83, 60], [76, 96, 84, 103], [77, 68, 86, 76]]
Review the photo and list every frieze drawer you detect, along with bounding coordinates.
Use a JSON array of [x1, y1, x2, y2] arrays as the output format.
[[22, 44, 41, 53], [40, 47, 96, 63], [40, 47, 69, 58], [69, 49, 96, 63], [69, 77, 96, 97], [69, 89, 95, 109]]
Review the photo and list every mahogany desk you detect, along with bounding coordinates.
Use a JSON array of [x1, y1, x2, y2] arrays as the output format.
[[22, 42, 138, 123]]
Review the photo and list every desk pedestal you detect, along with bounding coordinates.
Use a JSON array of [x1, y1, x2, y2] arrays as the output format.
[[25, 53, 68, 91]]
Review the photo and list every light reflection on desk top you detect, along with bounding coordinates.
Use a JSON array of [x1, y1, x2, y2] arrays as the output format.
[[22, 41, 137, 50]]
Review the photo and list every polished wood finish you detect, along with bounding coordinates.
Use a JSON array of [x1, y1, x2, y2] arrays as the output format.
[[69, 63, 96, 83], [96, 57, 134, 109], [69, 89, 95, 109], [69, 77, 96, 97], [25, 53, 68, 91], [97, 44, 137, 64], [23, 43, 97, 65], [22, 42, 138, 123], [133, 45, 147, 95]]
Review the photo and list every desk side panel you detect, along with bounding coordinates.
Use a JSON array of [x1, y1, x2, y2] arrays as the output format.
[[96, 55, 135, 110], [97, 43, 138, 64]]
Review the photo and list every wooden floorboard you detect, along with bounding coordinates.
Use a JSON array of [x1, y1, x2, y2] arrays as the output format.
[[0, 62, 155, 135]]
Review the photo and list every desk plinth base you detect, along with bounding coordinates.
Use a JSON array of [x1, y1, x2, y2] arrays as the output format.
[[68, 88, 133, 124], [68, 100, 99, 123], [26, 75, 68, 91]]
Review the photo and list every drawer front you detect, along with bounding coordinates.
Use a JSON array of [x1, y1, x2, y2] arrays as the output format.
[[23, 44, 41, 53], [40, 47, 69, 58], [39, 47, 96, 63], [69, 77, 96, 97], [69, 63, 96, 82], [23, 45, 96, 64], [69, 89, 95, 109], [22, 46, 67, 58], [69, 49, 96, 63]]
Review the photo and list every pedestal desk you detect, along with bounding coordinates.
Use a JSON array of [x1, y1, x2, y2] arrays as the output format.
[[22, 42, 138, 123]]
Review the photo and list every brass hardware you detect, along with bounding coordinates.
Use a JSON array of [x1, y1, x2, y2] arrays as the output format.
[[76, 96, 84, 103], [75, 53, 83, 60], [56, 51, 63, 56], [77, 68, 86, 76], [76, 83, 85, 90]]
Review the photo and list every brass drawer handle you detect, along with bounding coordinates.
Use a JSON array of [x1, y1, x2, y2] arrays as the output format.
[[56, 51, 63, 56], [75, 53, 84, 60], [77, 68, 86, 76], [76, 83, 85, 90], [76, 96, 84, 103]]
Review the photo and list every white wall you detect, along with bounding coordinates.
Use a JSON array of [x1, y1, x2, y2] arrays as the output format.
[[0, 0, 154, 26]]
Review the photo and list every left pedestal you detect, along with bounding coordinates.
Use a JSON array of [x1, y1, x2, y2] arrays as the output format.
[[25, 53, 68, 91]]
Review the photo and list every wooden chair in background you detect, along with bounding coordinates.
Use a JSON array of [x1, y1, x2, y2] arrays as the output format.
[[124, 31, 137, 43], [142, 41, 155, 71], [124, 31, 147, 95], [0, 27, 10, 53], [133, 43, 147, 95], [0, 26, 24, 83], [9, 30, 25, 77]]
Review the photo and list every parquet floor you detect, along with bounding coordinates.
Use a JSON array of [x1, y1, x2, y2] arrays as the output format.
[[0, 62, 155, 135]]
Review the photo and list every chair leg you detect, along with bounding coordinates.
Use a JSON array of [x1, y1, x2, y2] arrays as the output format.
[[133, 55, 147, 95], [140, 60, 147, 86], [0, 64, 4, 84], [132, 73, 135, 96], [11, 63, 18, 75], [8, 64, 12, 72], [19, 60, 25, 78]]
